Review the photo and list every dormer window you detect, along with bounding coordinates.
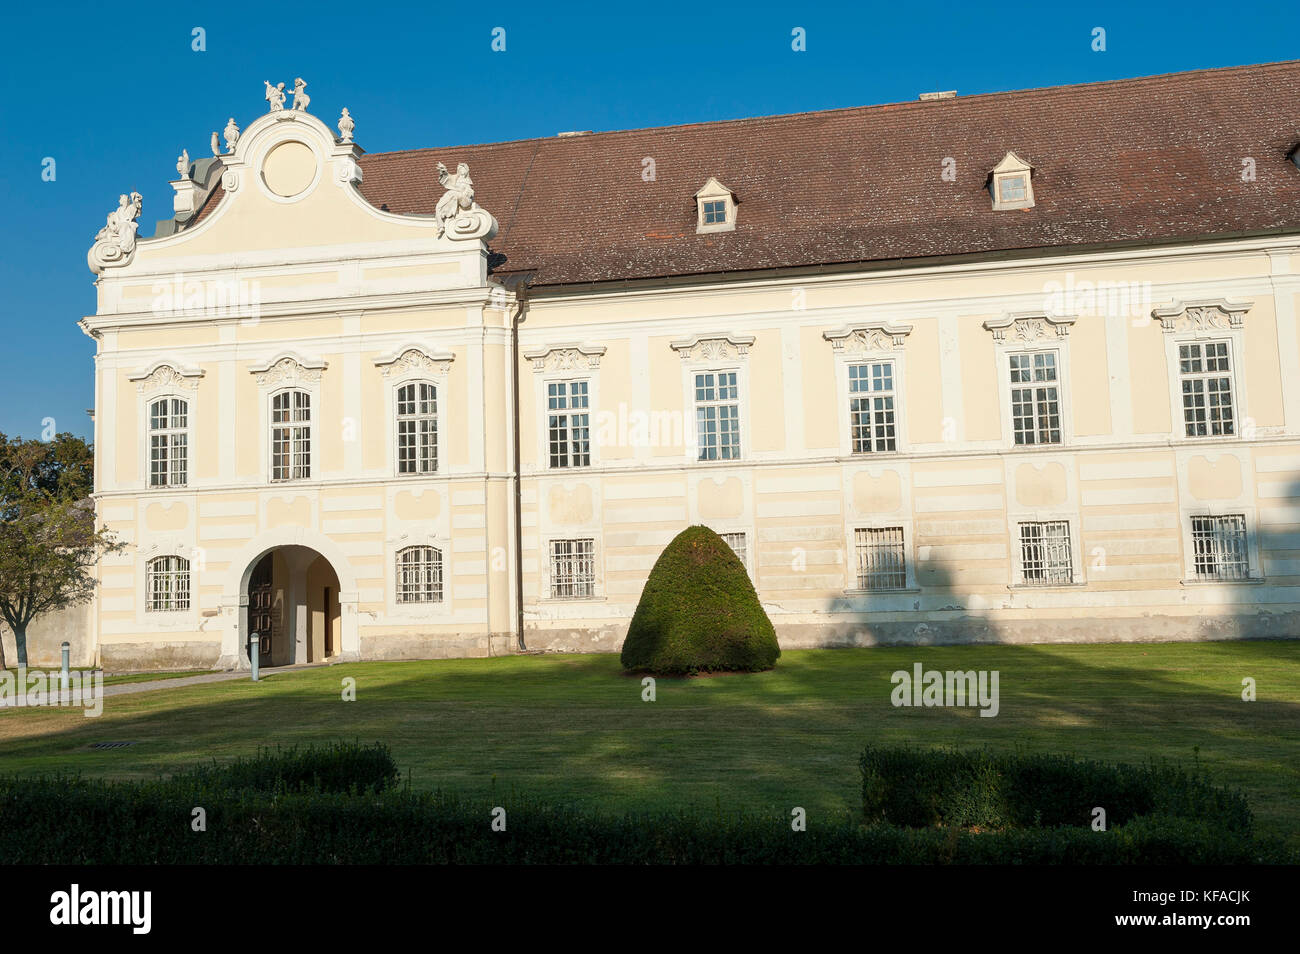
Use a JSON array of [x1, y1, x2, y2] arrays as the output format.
[[990, 151, 1035, 211], [695, 177, 737, 233]]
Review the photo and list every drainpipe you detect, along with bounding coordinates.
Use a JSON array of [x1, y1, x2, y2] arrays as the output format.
[[511, 281, 529, 651]]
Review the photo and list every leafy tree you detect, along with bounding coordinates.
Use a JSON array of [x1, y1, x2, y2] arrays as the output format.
[[620, 525, 780, 675], [0, 433, 118, 668]]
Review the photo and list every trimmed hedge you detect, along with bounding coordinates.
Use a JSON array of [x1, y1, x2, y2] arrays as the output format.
[[620, 525, 779, 674], [163, 741, 400, 796], [0, 743, 1288, 864], [860, 745, 1255, 836]]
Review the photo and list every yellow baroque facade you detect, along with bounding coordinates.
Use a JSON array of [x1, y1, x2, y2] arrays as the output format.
[[80, 65, 1300, 669]]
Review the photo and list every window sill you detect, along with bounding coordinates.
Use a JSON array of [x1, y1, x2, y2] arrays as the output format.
[[1180, 576, 1264, 586], [540, 595, 605, 603], [1007, 582, 1087, 590], [842, 587, 921, 596]]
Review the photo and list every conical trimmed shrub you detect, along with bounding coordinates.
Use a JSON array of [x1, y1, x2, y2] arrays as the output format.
[[620, 525, 780, 674]]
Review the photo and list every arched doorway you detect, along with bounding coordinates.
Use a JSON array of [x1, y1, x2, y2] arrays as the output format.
[[242, 546, 342, 667]]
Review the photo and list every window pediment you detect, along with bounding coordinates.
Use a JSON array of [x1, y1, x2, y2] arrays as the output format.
[[1150, 299, 1252, 335], [983, 313, 1076, 343], [670, 334, 754, 362], [250, 353, 326, 388], [129, 362, 204, 393], [373, 346, 455, 378], [822, 322, 913, 353], [522, 343, 606, 373]]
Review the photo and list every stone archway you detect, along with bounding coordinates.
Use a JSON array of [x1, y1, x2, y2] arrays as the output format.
[[219, 529, 359, 669]]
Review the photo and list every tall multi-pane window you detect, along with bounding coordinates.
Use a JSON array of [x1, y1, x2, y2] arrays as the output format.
[[1018, 521, 1073, 584], [395, 545, 443, 603], [849, 362, 898, 453], [854, 527, 907, 590], [1179, 342, 1235, 437], [1010, 352, 1062, 445], [548, 380, 591, 468], [146, 555, 190, 612], [149, 397, 188, 488], [1190, 514, 1249, 580], [271, 390, 311, 481], [550, 539, 595, 598], [396, 382, 438, 474], [694, 371, 740, 461]]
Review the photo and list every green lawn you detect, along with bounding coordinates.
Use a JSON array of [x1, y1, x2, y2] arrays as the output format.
[[2, 642, 1297, 846]]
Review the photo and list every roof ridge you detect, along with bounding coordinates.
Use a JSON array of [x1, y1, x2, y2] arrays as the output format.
[[361, 59, 1300, 160]]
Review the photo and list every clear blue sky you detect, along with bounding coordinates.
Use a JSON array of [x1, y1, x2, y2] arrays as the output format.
[[1, 0, 1296, 441]]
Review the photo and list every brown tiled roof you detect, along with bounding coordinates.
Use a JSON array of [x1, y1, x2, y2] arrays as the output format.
[[203, 62, 1300, 286]]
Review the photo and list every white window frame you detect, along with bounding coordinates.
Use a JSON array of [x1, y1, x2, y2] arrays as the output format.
[[1152, 300, 1252, 445], [1007, 349, 1065, 447], [694, 177, 737, 233], [990, 151, 1035, 211], [824, 323, 913, 458], [984, 316, 1076, 450], [393, 379, 441, 476], [690, 368, 744, 463], [1010, 516, 1084, 587], [145, 554, 191, 613], [849, 525, 911, 592], [1179, 508, 1262, 584], [394, 544, 445, 604], [712, 527, 754, 582], [147, 394, 191, 489], [545, 378, 593, 469], [544, 537, 601, 601], [1173, 339, 1240, 441], [268, 387, 314, 483]]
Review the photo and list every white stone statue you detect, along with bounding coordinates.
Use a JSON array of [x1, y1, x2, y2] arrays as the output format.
[[223, 117, 240, 151], [176, 149, 189, 179], [264, 80, 287, 111], [290, 78, 309, 112], [88, 191, 143, 273], [338, 107, 354, 142], [434, 161, 496, 241], [210, 131, 221, 156]]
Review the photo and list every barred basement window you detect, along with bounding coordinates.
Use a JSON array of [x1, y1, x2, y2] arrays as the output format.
[[146, 555, 190, 612], [720, 531, 748, 570], [148, 397, 188, 488], [396, 381, 438, 474], [550, 538, 595, 598], [1179, 342, 1235, 437], [396, 545, 443, 603], [548, 380, 591, 468], [849, 361, 897, 453], [1010, 352, 1062, 445], [695, 371, 740, 461], [854, 527, 907, 590], [1019, 520, 1073, 585], [1191, 514, 1249, 580], [271, 390, 311, 481]]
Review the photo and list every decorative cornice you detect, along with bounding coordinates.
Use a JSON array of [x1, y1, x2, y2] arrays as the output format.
[[521, 343, 607, 372], [249, 353, 327, 388], [1150, 298, 1253, 334], [669, 334, 756, 361], [128, 362, 204, 393], [822, 321, 913, 353], [372, 346, 455, 378], [983, 312, 1077, 342]]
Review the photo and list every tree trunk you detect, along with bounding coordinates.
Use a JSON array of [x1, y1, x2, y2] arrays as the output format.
[[14, 624, 28, 668], [0, 629, 6, 671]]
